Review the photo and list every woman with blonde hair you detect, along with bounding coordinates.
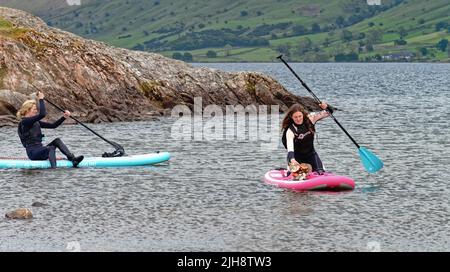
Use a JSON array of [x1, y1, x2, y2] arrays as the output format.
[[281, 103, 331, 174], [17, 91, 84, 168]]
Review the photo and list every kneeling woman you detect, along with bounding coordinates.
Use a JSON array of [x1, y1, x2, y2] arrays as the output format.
[[282, 103, 331, 174], [16, 91, 84, 168]]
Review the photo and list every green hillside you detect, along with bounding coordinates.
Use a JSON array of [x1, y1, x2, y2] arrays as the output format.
[[1, 0, 449, 62]]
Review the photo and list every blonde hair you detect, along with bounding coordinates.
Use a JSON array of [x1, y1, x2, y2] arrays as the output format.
[[16, 100, 37, 119]]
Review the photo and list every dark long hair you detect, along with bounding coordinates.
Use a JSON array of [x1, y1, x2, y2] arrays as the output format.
[[281, 104, 315, 133]]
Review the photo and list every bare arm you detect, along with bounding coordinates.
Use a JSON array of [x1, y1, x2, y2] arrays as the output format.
[[308, 110, 331, 124], [308, 102, 332, 124]]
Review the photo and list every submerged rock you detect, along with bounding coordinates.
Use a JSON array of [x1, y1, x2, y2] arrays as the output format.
[[0, 7, 322, 127], [5, 208, 33, 219], [31, 201, 49, 207]]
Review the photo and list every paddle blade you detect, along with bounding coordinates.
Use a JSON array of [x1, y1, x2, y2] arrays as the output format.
[[102, 141, 125, 157], [358, 147, 383, 173]]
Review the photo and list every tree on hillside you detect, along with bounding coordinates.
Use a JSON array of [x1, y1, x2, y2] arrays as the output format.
[[224, 44, 233, 56], [311, 23, 321, 33], [435, 21, 449, 31], [335, 52, 359, 62], [419, 47, 428, 57], [292, 25, 308, 36], [394, 39, 407, 46], [436, 39, 449, 52], [302, 52, 317, 62], [295, 38, 313, 56], [276, 44, 291, 57], [358, 40, 365, 53], [341, 29, 353, 43], [206, 50, 217, 58], [172, 52, 193, 62], [314, 52, 330, 62], [183, 52, 193, 62], [133, 43, 145, 51], [335, 16, 346, 28], [330, 43, 345, 57], [399, 27, 408, 39], [349, 42, 359, 53], [172, 52, 183, 60], [366, 28, 384, 44], [323, 24, 336, 33]]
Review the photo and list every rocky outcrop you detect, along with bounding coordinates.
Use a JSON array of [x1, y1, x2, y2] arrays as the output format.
[[0, 89, 25, 126], [0, 7, 321, 127]]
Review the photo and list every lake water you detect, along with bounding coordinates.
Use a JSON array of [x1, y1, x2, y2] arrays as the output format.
[[0, 63, 449, 252]]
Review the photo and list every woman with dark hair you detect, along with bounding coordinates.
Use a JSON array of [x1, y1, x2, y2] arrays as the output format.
[[281, 103, 331, 174]]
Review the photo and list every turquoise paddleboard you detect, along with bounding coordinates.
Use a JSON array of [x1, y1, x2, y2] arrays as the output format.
[[0, 152, 170, 169]]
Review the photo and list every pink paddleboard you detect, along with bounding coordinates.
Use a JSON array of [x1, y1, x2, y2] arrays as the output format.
[[264, 169, 355, 191]]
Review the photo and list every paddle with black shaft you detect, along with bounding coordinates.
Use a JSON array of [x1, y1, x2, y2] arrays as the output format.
[[42, 97, 125, 158], [277, 55, 383, 173]]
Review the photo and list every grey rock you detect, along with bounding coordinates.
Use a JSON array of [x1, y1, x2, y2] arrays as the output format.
[[31, 201, 49, 207]]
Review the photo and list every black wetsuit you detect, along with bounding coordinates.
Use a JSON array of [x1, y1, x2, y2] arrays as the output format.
[[284, 123, 324, 172], [18, 99, 75, 168]]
